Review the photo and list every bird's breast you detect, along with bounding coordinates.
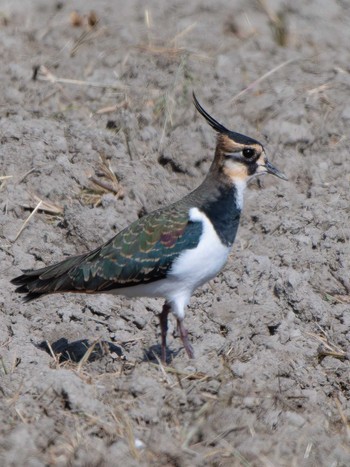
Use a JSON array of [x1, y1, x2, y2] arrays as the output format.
[[169, 207, 230, 289]]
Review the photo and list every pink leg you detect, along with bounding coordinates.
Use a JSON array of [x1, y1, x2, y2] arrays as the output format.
[[159, 302, 171, 363], [177, 319, 194, 359]]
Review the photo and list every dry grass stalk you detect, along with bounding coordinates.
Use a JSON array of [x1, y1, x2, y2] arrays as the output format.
[[77, 338, 101, 372], [334, 396, 350, 440], [21, 193, 63, 215], [88, 176, 121, 195], [82, 153, 124, 206], [70, 21, 103, 57], [45, 340, 60, 366], [305, 329, 347, 361], [18, 168, 38, 183], [0, 337, 11, 350], [329, 294, 350, 304], [111, 410, 140, 460], [325, 293, 350, 304], [35, 383, 55, 403], [14, 200, 43, 242], [231, 58, 295, 102], [0, 353, 20, 376], [307, 84, 330, 96], [144, 8, 152, 46], [138, 44, 185, 58], [182, 401, 212, 449], [152, 353, 172, 385], [214, 439, 253, 466], [14, 408, 27, 423], [0, 175, 13, 191], [158, 55, 187, 151], [149, 362, 208, 381], [95, 99, 129, 114], [34, 65, 128, 91], [139, 20, 197, 58], [0, 355, 8, 375], [170, 22, 197, 45], [7, 380, 24, 407], [258, 0, 288, 46]]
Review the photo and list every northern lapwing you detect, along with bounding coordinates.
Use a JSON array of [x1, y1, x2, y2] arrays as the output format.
[[11, 93, 287, 362]]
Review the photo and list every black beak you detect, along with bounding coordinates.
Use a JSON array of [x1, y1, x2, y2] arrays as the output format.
[[264, 160, 288, 181]]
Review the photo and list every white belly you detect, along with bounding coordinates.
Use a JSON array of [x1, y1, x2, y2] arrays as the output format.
[[108, 207, 230, 319]]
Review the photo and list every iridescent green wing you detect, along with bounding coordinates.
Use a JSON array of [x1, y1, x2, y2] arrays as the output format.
[[68, 205, 203, 291]]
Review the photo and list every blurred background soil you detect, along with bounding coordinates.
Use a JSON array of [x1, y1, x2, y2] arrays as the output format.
[[1, 0, 350, 465]]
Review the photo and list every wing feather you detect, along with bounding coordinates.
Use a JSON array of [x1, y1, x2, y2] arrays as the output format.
[[11, 204, 203, 299]]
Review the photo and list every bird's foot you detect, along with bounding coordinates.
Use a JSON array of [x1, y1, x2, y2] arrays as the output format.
[[177, 319, 194, 359]]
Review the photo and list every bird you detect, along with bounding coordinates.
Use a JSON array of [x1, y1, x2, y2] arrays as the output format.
[[11, 93, 287, 362]]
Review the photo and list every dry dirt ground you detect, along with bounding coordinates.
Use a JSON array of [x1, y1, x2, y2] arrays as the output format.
[[1, 0, 350, 465]]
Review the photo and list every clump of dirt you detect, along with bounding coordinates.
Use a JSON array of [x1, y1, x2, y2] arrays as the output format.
[[1, 0, 350, 465]]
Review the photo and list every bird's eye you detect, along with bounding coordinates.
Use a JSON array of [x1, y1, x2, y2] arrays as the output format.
[[242, 148, 256, 159]]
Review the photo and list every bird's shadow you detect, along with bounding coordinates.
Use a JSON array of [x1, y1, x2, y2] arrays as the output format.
[[35, 337, 124, 363], [142, 344, 181, 365], [34, 338, 182, 366]]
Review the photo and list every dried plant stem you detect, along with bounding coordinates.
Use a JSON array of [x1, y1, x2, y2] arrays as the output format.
[[77, 339, 100, 372], [34, 65, 128, 91], [231, 58, 295, 102], [14, 200, 43, 242]]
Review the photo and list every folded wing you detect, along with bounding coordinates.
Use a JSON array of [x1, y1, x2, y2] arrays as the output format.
[[11, 205, 203, 301]]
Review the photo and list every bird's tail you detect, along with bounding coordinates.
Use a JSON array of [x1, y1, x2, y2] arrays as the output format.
[[11, 253, 89, 302]]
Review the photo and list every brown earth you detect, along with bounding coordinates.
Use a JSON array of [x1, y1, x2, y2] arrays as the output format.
[[1, 0, 350, 465]]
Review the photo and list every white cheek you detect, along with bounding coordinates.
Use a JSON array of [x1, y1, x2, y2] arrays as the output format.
[[225, 159, 247, 179]]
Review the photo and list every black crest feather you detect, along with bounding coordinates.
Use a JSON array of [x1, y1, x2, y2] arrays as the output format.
[[193, 92, 261, 146], [192, 92, 230, 135]]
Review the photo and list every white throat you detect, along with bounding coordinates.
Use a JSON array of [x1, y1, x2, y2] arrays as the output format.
[[234, 179, 247, 210]]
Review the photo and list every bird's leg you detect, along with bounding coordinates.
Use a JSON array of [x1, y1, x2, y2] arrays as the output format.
[[159, 302, 171, 363], [177, 319, 194, 359]]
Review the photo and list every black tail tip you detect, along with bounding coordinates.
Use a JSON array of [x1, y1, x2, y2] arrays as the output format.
[[11, 270, 34, 285], [11, 276, 25, 286], [11, 275, 43, 302], [21, 292, 43, 302]]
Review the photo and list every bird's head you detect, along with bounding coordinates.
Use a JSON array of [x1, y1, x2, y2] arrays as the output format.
[[193, 92, 287, 184]]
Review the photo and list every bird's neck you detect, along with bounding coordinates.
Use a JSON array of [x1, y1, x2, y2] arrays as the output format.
[[189, 174, 245, 247]]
